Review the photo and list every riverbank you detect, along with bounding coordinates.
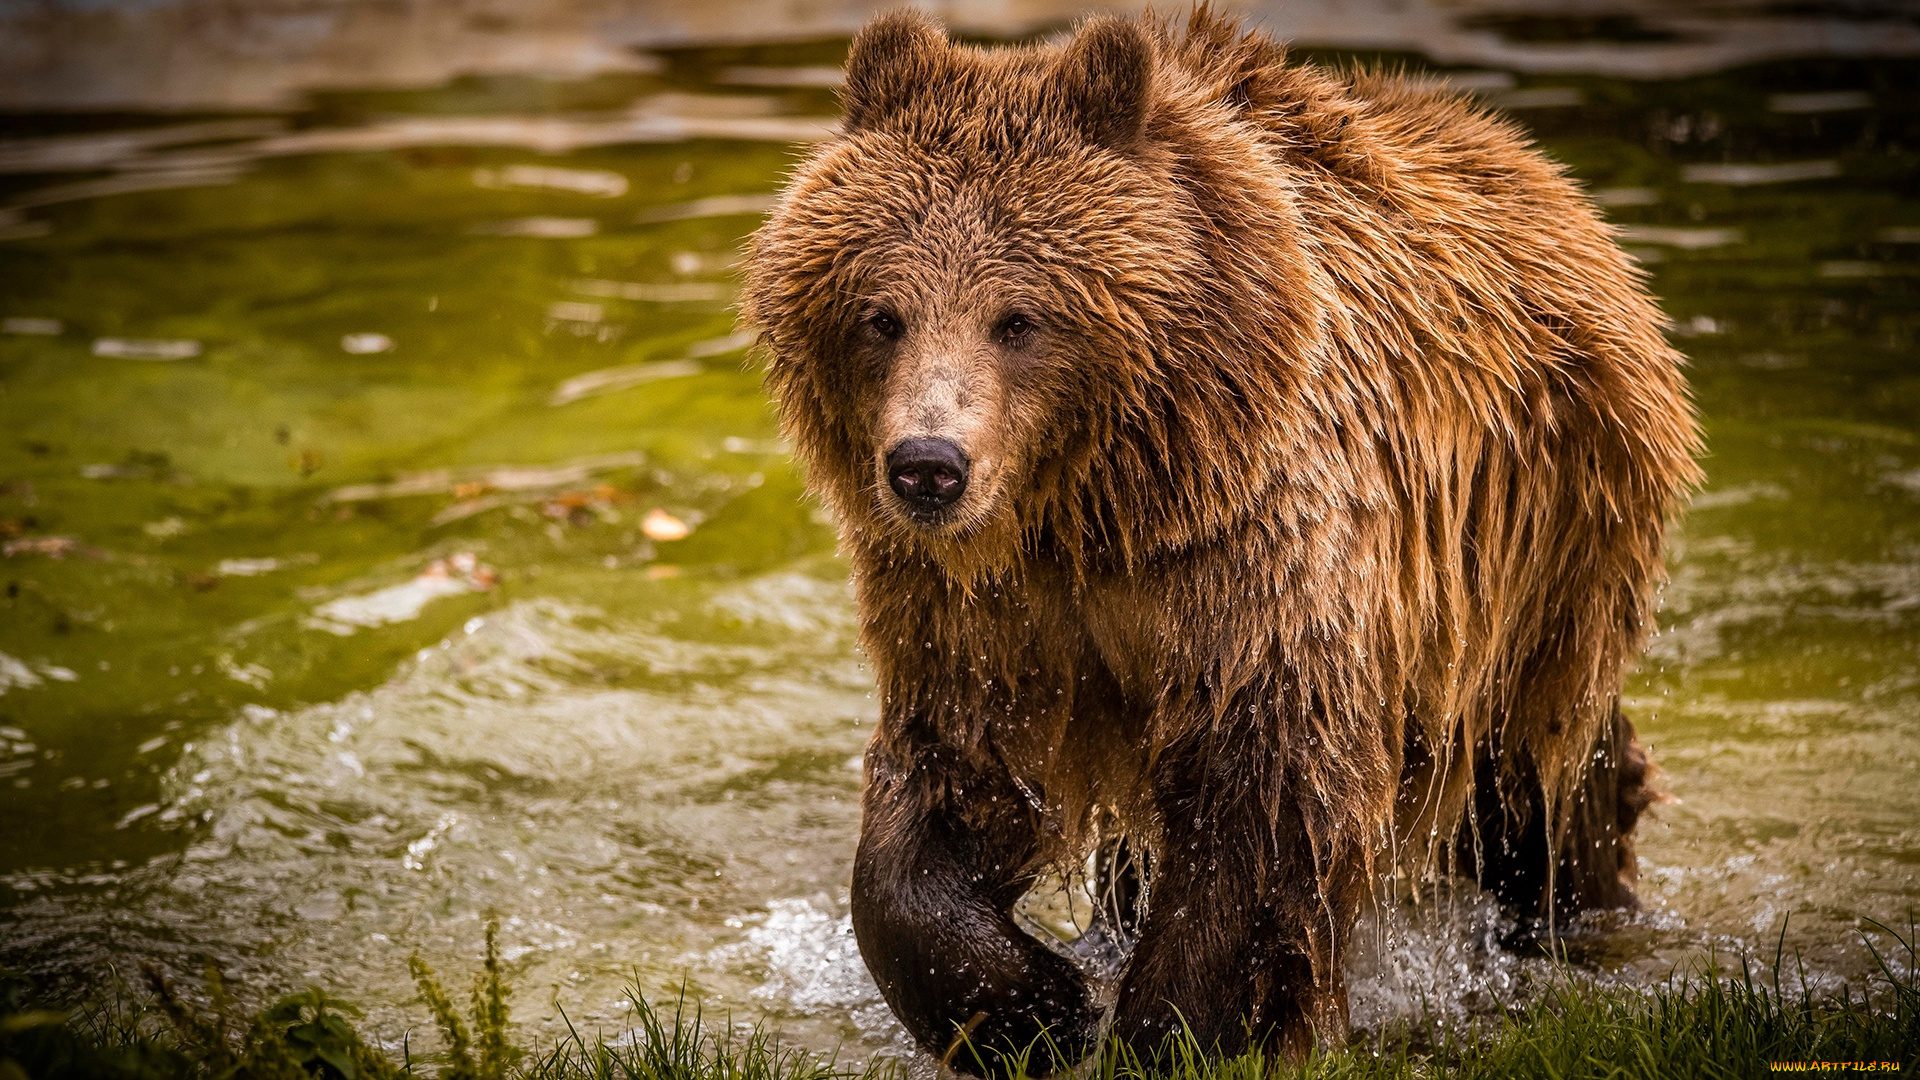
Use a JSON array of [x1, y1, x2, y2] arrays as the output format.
[[4, 918, 1914, 1080]]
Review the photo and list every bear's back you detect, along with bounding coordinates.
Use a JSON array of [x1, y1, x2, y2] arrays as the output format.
[[1176, 29, 1696, 510]]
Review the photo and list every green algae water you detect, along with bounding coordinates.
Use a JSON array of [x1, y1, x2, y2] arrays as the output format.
[[1, 30, 1917, 1062]]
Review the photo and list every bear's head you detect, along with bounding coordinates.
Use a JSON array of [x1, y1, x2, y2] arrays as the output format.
[[744, 12, 1329, 581]]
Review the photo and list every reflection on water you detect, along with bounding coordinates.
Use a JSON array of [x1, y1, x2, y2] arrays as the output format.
[[1, 6, 1918, 1062], [7, 0, 1920, 109]]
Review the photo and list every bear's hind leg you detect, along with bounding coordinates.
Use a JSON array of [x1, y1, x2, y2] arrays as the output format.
[[1559, 702, 1657, 913], [1464, 702, 1655, 919]]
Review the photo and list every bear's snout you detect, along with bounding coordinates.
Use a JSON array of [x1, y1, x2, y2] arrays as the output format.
[[885, 437, 970, 517]]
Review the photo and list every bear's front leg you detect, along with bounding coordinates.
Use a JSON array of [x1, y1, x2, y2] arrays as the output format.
[[851, 738, 1096, 1074], [1110, 727, 1364, 1061]]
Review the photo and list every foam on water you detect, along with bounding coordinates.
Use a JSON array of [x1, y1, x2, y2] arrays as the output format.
[[3, 580, 888, 1050]]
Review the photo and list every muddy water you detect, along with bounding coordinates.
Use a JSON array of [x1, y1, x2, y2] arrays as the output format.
[[1, 22, 1917, 1063]]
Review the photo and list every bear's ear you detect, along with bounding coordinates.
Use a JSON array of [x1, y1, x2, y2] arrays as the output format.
[[841, 10, 948, 131], [1059, 17, 1154, 150]]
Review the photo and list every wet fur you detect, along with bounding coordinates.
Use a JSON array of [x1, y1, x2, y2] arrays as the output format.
[[743, 7, 1702, 1069]]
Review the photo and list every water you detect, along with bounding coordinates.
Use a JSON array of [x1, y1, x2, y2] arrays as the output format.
[[2, 11, 1918, 1063]]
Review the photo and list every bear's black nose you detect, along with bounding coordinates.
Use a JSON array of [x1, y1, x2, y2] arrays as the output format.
[[886, 437, 969, 513]]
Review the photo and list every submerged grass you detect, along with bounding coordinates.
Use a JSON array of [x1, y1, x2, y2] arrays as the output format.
[[2, 918, 1914, 1080]]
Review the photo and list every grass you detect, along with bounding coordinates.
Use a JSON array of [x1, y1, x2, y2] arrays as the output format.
[[1, 918, 1915, 1080]]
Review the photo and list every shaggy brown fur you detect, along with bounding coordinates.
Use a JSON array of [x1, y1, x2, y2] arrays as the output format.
[[742, 7, 1701, 1071]]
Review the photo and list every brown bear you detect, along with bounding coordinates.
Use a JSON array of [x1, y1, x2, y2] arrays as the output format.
[[742, 7, 1701, 1071]]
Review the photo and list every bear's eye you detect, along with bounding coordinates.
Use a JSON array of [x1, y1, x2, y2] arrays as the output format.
[[864, 310, 903, 340], [996, 313, 1035, 345]]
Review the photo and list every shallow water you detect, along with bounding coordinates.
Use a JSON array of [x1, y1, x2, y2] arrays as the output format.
[[1, 17, 1918, 1063]]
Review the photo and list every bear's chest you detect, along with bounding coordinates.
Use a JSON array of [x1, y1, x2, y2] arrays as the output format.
[[1078, 581, 1182, 709]]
